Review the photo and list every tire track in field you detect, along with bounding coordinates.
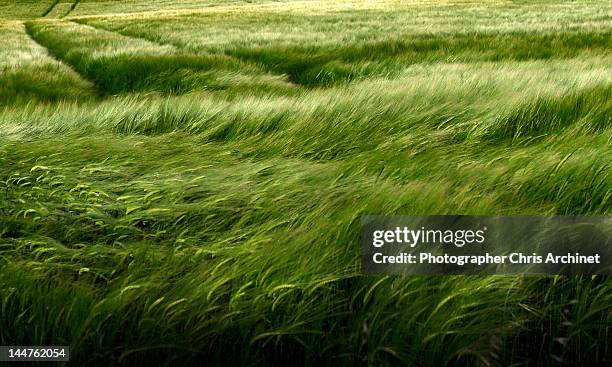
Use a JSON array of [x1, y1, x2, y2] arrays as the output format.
[[62, 0, 82, 18], [72, 20, 294, 85], [42, 0, 61, 17], [22, 21, 98, 95]]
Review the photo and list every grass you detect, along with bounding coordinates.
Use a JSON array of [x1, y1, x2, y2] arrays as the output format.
[[0, 0, 611, 366]]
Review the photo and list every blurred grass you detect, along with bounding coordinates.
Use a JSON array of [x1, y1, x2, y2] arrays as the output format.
[[0, 0, 55, 20]]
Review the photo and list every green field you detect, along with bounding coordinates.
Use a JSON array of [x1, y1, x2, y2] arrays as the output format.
[[0, 0, 611, 365]]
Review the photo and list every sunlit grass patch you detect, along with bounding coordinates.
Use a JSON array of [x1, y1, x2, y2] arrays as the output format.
[[43, 2, 78, 18]]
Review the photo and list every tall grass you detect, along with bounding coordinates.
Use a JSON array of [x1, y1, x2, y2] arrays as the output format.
[[0, 0, 611, 366]]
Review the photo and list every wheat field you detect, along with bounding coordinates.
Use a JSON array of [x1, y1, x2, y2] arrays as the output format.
[[0, 0, 611, 365]]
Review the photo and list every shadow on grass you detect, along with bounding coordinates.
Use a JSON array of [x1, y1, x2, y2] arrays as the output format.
[[227, 30, 611, 87]]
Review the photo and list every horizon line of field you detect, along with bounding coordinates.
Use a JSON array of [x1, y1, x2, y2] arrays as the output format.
[[15, 17, 612, 97]]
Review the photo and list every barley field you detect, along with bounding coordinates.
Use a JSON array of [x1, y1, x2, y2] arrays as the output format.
[[0, 0, 611, 366]]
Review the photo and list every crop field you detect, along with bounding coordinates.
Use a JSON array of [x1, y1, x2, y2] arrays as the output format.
[[0, 0, 611, 366]]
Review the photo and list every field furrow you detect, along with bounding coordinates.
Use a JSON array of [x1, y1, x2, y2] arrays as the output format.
[[43, 2, 78, 18], [25, 19, 296, 96], [0, 21, 94, 104]]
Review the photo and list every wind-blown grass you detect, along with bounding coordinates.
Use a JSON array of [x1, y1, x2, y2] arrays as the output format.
[[0, 0, 611, 366]]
